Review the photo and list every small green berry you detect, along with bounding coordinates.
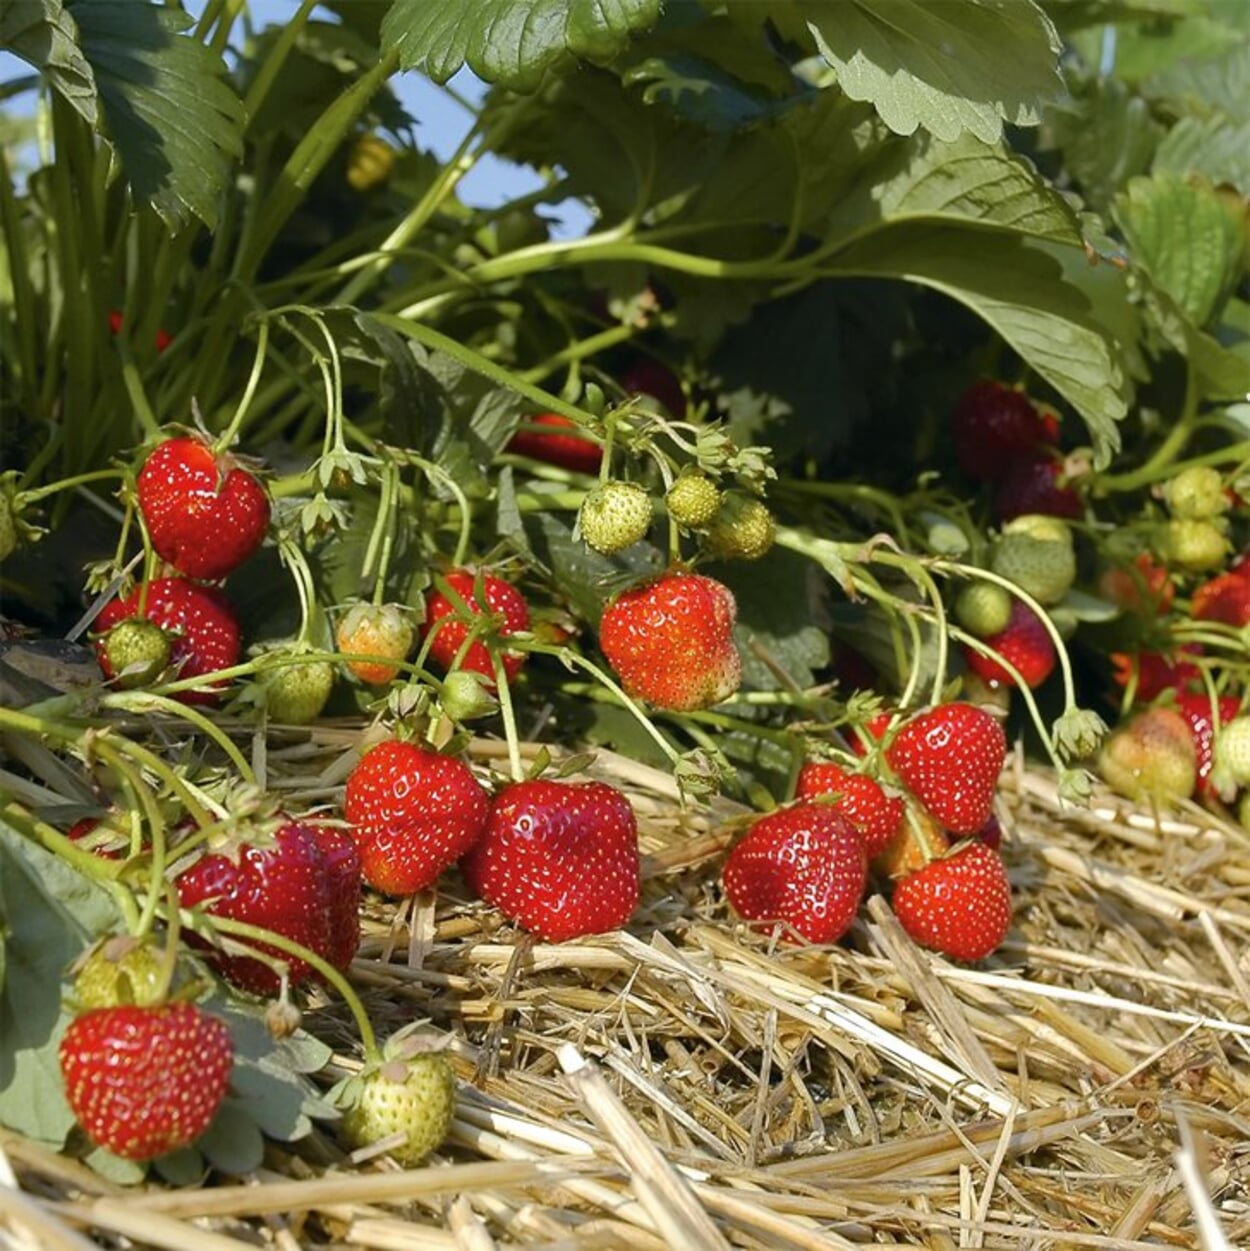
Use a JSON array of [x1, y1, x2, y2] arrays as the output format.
[[261, 657, 335, 724], [706, 493, 776, 561], [990, 529, 1075, 606], [1156, 518, 1229, 574], [74, 938, 166, 1010], [666, 473, 722, 529], [102, 619, 172, 688], [342, 1051, 456, 1165], [1164, 466, 1228, 521], [955, 582, 1013, 637], [579, 481, 652, 554], [1214, 717, 1250, 791], [441, 669, 498, 721]]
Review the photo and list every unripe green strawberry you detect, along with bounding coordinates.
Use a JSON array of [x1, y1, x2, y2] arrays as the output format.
[[955, 582, 1013, 637], [261, 657, 335, 724], [440, 669, 498, 721], [1098, 707, 1196, 803], [73, 937, 165, 1010], [666, 473, 722, 529], [1156, 518, 1228, 574], [706, 493, 775, 561], [579, 481, 652, 554], [342, 1051, 455, 1165], [100, 619, 172, 688], [1212, 716, 1250, 794], [990, 523, 1075, 606], [1164, 466, 1228, 520]]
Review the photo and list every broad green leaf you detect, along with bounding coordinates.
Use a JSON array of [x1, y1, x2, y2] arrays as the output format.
[[1143, 39, 1250, 122], [623, 54, 783, 130], [828, 225, 1126, 462], [796, 0, 1063, 142], [0, 0, 97, 126], [67, 0, 244, 230], [381, 0, 662, 91], [1044, 0, 1204, 32], [1153, 115, 1250, 193], [1142, 279, 1250, 401], [1113, 173, 1243, 327]]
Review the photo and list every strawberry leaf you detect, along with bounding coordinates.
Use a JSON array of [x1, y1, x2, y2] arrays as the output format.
[[0, 0, 98, 127], [381, 0, 662, 91]]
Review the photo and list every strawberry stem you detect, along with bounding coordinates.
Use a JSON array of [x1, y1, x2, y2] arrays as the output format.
[[213, 318, 271, 453], [490, 645, 525, 784], [20, 468, 125, 503]]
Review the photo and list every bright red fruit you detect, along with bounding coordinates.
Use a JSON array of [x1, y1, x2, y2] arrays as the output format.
[[175, 820, 361, 994], [794, 761, 903, 857], [886, 703, 1007, 835], [1192, 572, 1250, 627], [1176, 692, 1242, 798], [952, 380, 1054, 480], [962, 600, 1056, 690], [506, 414, 602, 475], [1110, 645, 1202, 705], [94, 579, 241, 706], [848, 712, 896, 757], [993, 454, 1081, 522], [59, 1002, 233, 1160], [424, 570, 530, 686], [723, 804, 867, 945], [892, 842, 1012, 961], [344, 740, 489, 896], [460, 779, 640, 942], [109, 309, 172, 354], [67, 817, 128, 860], [599, 571, 741, 712], [137, 437, 270, 581]]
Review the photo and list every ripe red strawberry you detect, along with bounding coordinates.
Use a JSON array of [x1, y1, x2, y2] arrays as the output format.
[[1110, 645, 1202, 705], [94, 578, 241, 706], [424, 570, 530, 686], [962, 600, 1056, 690], [599, 571, 741, 712], [795, 761, 903, 857], [722, 803, 867, 944], [848, 712, 896, 757], [336, 603, 415, 686], [460, 779, 640, 942], [993, 454, 1081, 522], [344, 740, 489, 896], [506, 414, 602, 475], [952, 380, 1054, 480], [1192, 572, 1250, 628], [1176, 692, 1241, 798], [892, 841, 1012, 961], [137, 436, 270, 581], [59, 1002, 233, 1160], [886, 703, 1007, 835], [175, 820, 361, 994]]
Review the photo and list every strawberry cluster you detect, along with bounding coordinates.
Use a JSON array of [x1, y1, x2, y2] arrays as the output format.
[[723, 702, 1013, 962]]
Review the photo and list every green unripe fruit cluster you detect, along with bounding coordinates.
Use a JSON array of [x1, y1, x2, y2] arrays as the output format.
[[579, 481, 653, 554], [666, 473, 723, 528], [706, 493, 775, 561], [1163, 466, 1228, 521]]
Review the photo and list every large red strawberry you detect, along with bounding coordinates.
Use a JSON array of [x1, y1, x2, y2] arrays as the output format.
[[993, 454, 1082, 522], [175, 820, 361, 994], [344, 740, 489, 896], [1175, 692, 1241, 798], [952, 381, 1055, 480], [424, 570, 530, 686], [886, 703, 1007, 835], [94, 579, 241, 706], [722, 803, 867, 945], [892, 841, 1012, 961], [795, 761, 903, 857], [59, 1002, 233, 1160], [460, 779, 639, 942], [599, 571, 741, 712], [1191, 572, 1250, 628], [137, 436, 270, 581], [506, 414, 602, 475], [962, 600, 1056, 690]]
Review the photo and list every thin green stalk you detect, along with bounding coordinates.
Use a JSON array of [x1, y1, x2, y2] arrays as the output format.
[[101, 692, 256, 784], [214, 319, 270, 450], [240, 0, 320, 129]]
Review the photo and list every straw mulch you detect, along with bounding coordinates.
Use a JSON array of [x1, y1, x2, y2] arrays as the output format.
[[3, 721, 1249, 1251]]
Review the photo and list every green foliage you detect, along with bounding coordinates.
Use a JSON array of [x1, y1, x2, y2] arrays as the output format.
[[1, 0, 97, 126]]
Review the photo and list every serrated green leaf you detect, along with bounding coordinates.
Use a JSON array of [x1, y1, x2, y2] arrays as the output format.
[[1153, 115, 1250, 194], [1, 0, 97, 126], [66, 0, 244, 230], [829, 225, 1127, 463], [1114, 173, 1243, 327], [623, 54, 783, 130], [85, 1145, 148, 1184], [1143, 38, 1250, 122], [381, 0, 662, 91], [795, 0, 1063, 142]]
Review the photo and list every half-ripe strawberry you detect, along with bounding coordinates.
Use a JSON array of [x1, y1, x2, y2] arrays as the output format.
[[59, 1002, 233, 1160], [1176, 692, 1242, 798], [460, 779, 640, 942], [1098, 707, 1197, 802], [336, 603, 415, 686], [506, 413, 602, 475], [137, 436, 270, 581], [175, 819, 361, 994], [1110, 645, 1202, 705], [886, 703, 1007, 835], [962, 600, 1056, 690], [424, 570, 530, 687], [599, 571, 741, 712], [952, 380, 1052, 480], [795, 761, 903, 857], [722, 803, 867, 945], [1098, 552, 1175, 617], [345, 740, 490, 896], [1191, 572, 1250, 628], [892, 841, 1012, 961], [94, 578, 241, 706]]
